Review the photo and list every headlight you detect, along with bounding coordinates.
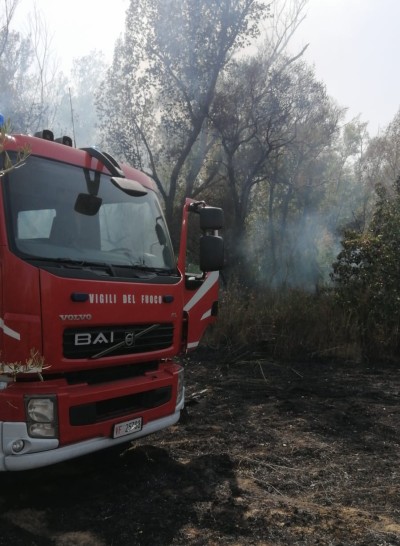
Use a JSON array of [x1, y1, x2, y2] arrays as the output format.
[[27, 397, 55, 422], [28, 423, 57, 438], [25, 396, 58, 439]]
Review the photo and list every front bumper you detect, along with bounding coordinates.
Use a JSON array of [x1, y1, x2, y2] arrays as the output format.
[[0, 393, 184, 471]]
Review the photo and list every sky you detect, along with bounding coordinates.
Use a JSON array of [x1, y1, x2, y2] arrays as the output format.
[[10, 0, 400, 137], [289, 0, 400, 135], [11, 0, 129, 65]]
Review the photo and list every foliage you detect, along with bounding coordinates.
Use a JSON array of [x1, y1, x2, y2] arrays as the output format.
[[0, 25, 35, 130], [53, 52, 107, 146], [0, 116, 30, 175], [211, 55, 343, 286], [97, 0, 268, 237], [331, 179, 400, 360], [0, 2, 69, 133]]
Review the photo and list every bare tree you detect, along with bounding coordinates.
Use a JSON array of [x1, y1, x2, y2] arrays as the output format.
[[27, 5, 63, 129], [261, 0, 309, 66], [0, 0, 20, 58], [0, 2, 67, 133], [52, 52, 107, 146]]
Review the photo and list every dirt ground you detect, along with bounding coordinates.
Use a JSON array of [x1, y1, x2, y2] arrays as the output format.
[[1, 349, 400, 546]]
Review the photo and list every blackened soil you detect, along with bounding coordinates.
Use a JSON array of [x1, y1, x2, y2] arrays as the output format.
[[1, 350, 400, 545]]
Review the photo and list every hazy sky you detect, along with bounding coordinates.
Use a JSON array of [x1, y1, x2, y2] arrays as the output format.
[[11, 0, 400, 136], [290, 0, 400, 135]]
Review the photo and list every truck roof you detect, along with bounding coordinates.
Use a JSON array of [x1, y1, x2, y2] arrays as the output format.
[[3, 133, 157, 191]]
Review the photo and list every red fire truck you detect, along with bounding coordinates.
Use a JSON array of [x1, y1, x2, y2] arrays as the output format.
[[0, 128, 223, 471]]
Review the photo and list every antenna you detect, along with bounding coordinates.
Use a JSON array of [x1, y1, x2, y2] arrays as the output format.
[[68, 87, 77, 147]]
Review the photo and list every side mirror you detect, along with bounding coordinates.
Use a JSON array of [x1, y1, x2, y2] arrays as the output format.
[[199, 207, 224, 230], [200, 235, 224, 271]]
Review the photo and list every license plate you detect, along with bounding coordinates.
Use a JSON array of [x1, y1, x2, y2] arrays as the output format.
[[113, 417, 143, 439]]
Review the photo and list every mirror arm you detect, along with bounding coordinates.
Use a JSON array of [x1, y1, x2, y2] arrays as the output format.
[[81, 147, 125, 178]]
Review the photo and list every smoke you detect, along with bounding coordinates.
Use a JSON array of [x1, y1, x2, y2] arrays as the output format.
[[243, 211, 342, 291]]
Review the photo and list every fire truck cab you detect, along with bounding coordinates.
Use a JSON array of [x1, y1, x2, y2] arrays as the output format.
[[0, 128, 223, 470]]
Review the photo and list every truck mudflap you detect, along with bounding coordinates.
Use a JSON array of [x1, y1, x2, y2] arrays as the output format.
[[0, 394, 184, 471]]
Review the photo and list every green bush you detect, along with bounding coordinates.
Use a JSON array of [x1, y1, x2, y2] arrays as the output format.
[[331, 180, 400, 361], [206, 177, 400, 364]]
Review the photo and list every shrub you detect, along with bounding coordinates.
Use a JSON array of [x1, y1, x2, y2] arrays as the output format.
[[331, 180, 400, 361]]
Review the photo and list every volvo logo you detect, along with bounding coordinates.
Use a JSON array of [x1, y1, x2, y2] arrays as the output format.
[[125, 332, 135, 347]]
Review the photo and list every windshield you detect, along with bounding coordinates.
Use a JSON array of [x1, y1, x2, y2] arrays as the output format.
[[3, 155, 175, 271]]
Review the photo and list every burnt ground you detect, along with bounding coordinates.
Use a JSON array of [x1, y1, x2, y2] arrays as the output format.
[[1, 350, 400, 546]]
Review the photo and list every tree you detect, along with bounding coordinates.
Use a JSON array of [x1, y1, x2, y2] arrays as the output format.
[[0, 0, 19, 58], [0, 1, 66, 133], [321, 117, 371, 235], [0, 0, 34, 131], [52, 52, 107, 146], [210, 52, 340, 285], [0, 115, 30, 176], [97, 0, 267, 240], [332, 178, 400, 360]]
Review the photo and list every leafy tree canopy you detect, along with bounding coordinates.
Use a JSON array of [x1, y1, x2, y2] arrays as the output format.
[[97, 0, 267, 227], [332, 178, 400, 357]]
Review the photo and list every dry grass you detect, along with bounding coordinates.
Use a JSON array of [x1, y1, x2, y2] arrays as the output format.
[[208, 281, 361, 362]]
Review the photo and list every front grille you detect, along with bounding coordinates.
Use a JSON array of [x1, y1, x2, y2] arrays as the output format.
[[63, 323, 174, 359], [69, 386, 172, 425]]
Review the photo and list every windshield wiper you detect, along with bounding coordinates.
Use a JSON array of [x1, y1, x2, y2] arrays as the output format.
[[26, 255, 176, 277], [117, 264, 177, 275], [27, 256, 117, 276]]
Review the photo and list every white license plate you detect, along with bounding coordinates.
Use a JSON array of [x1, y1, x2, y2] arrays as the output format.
[[113, 417, 143, 439]]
